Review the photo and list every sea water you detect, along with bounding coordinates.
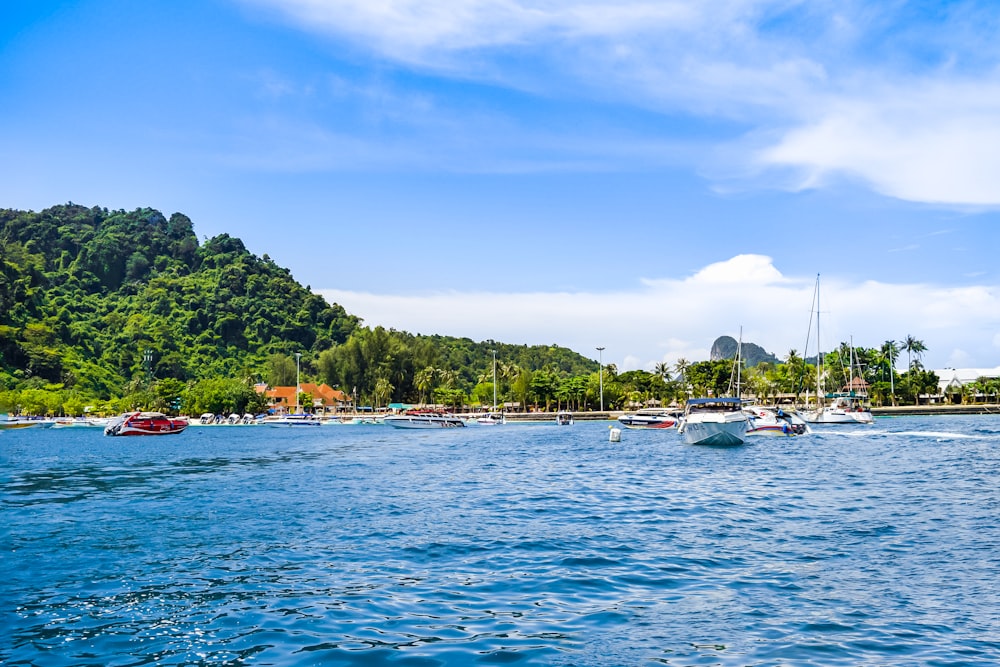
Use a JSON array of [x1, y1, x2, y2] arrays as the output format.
[[2, 416, 999, 666]]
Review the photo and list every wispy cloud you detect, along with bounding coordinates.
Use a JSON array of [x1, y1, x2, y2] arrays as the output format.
[[755, 78, 1000, 205], [320, 255, 1000, 370], [240, 0, 1000, 206]]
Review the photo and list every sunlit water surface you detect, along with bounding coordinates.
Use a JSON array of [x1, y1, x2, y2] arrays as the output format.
[[3, 415, 1000, 666]]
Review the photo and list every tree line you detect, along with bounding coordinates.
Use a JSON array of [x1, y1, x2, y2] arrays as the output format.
[[0, 204, 596, 415], [4, 204, 981, 418]]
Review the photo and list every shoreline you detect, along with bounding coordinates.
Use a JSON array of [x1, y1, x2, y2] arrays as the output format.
[[497, 403, 1000, 421]]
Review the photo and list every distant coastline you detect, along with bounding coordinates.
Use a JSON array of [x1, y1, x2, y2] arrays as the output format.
[[870, 403, 1000, 417], [500, 404, 1000, 421]]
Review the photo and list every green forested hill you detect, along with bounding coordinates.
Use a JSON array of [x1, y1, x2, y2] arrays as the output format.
[[0, 204, 599, 413], [0, 204, 358, 395]]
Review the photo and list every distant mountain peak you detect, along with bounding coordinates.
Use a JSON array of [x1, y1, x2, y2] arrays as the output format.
[[710, 336, 779, 367]]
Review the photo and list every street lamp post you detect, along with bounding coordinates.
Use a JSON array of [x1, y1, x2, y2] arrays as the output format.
[[596, 346, 605, 412], [294, 352, 301, 414], [491, 348, 497, 411]]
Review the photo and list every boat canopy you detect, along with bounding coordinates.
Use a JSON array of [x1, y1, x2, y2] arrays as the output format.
[[686, 397, 742, 405]]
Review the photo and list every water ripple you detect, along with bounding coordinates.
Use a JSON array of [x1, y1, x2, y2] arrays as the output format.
[[3, 416, 1000, 665]]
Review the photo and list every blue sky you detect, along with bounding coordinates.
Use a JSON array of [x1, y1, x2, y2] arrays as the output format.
[[3, 0, 999, 371]]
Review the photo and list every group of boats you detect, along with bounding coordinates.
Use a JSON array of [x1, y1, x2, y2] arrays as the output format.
[[613, 394, 867, 446], [0, 408, 572, 435], [0, 415, 115, 430], [2, 398, 864, 441], [615, 401, 814, 446]]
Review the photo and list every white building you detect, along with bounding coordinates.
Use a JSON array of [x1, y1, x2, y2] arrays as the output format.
[[933, 367, 1000, 397]]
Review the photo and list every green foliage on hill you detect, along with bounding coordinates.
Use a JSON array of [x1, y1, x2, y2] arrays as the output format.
[[1, 204, 941, 415], [0, 204, 359, 396], [0, 204, 600, 414]]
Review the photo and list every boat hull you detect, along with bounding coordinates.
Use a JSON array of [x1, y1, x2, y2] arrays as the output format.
[[385, 415, 466, 429], [105, 412, 188, 436], [803, 408, 874, 424], [678, 398, 748, 446], [0, 419, 46, 430], [266, 417, 322, 427], [681, 419, 747, 446], [744, 408, 810, 436], [616, 417, 677, 429]]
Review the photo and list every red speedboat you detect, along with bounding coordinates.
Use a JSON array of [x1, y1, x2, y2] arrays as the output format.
[[104, 411, 188, 436]]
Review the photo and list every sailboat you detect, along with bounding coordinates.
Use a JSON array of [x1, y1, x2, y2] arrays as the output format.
[[801, 275, 874, 425]]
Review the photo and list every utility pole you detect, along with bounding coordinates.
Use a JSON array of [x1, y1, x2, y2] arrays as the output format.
[[596, 346, 605, 412]]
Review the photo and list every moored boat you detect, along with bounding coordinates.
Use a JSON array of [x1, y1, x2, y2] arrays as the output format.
[[51, 417, 103, 428], [555, 411, 574, 426], [385, 410, 466, 429], [801, 275, 875, 425], [616, 408, 679, 429], [104, 411, 188, 436], [744, 405, 810, 436], [0, 416, 43, 430], [475, 412, 506, 426], [677, 398, 748, 446], [265, 413, 322, 427], [803, 393, 874, 424]]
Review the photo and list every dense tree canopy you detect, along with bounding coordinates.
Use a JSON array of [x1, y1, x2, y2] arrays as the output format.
[[0, 204, 600, 414]]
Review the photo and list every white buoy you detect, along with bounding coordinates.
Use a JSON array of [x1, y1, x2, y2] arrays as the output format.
[[609, 426, 621, 442]]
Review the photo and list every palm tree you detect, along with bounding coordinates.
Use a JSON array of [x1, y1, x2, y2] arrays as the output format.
[[415, 366, 436, 405], [673, 358, 690, 397], [902, 335, 927, 371], [653, 361, 671, 380], [373, 377, 394, 408], [880, 340, 899, 402]]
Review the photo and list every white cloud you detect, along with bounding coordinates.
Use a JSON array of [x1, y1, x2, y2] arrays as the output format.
[[241, 0, 1000, 206], [320, 255, 1000, 370], [243, 0, 709, 59], [756, 79, 1000, 205]]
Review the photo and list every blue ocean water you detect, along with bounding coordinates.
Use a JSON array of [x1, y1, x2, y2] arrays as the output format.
[[2, 416, 1000, 666]]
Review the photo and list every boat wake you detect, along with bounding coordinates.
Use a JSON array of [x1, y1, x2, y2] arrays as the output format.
[[893, 430, 982, 440]]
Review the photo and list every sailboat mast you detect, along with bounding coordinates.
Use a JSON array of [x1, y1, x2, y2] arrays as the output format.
[[737, 326, 742, 398], [815, 274, 822, 410]]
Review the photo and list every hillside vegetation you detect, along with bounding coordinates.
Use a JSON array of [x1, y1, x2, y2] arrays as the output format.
[[0, 204, 598, 414]]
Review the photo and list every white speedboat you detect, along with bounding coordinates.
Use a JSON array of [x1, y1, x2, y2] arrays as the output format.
[[802, 394, 874, 424], [744, 405, 810, 436], [555, 411, 573, 426], [677, 398, 748, 446], [385, 411, 466, 429], [475, 412, 506, 426], [265, 413, 322, 427], [617, 408, 679, 430], [51, 417, 102, 428]]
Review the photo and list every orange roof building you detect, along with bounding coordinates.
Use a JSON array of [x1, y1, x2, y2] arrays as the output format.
[[263, 383, 352, 413]]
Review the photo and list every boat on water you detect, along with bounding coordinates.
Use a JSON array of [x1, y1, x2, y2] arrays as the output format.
[[677, 398, 749, 446], [51, 417, 104, 428], [801, 275, 874, 425], [616, 408, 679, 429], [744, 405, 810, 436], [475, 412, 506, 426], [265, 413, 322, 427], [804, 393, 874, 424], [385, 410, 466, 429], [263, 352, 322, 427], [555, 411, 574, 426], [0, 415, 48, 430], [332, 415, 383, 425], [104, 411, 188, 436]]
